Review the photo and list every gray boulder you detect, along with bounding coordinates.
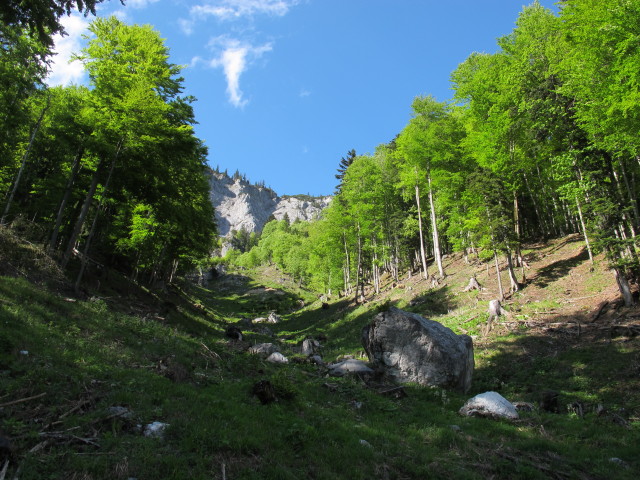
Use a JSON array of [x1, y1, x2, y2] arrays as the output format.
[[301, 338, 320, 356], [361, 307, 474, 393], [459, 391, 519, 420]]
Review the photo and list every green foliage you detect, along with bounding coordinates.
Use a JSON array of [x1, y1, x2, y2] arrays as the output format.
[[0, 16, 216, 285]]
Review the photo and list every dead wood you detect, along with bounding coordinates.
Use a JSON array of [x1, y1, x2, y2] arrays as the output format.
[[39, 431, 99, 448], [0, 461, 8, 480], [591, 301, 609, 322], [463, 276, 484, 292], [0, 392, 46, 408]]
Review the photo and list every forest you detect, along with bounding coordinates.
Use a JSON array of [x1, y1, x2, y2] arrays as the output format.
[[0, 1, 217, 290], [230, 0, 640, 307]]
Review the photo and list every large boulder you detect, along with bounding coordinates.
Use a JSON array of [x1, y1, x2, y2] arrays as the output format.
[[361, 307, 474, 393]]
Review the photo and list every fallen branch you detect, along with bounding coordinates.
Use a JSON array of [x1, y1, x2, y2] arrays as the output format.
[[0, 392, 46, 408], [39, 431, 99, 448], [0, 461, 8, 480], [591, 301, 609, 322]]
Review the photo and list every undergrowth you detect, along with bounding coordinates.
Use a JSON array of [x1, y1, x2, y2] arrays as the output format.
[[0, 234, 638, 479]]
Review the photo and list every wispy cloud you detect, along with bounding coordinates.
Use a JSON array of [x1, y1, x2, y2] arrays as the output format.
[[205, 37, 272, 108], [299, 88, 311, 98], [46, 14, 89, 86], [180, 0, 298, 34], [126, 0, 161, 8], [192, 0, 297, 20]]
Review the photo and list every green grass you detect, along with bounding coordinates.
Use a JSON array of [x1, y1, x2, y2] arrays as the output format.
[[1, 242, 639, 479]]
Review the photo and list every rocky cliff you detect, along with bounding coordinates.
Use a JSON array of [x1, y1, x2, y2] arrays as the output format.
[[208, 171, 332, 237]]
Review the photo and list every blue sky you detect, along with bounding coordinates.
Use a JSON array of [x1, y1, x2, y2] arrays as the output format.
[[48, 0, 559, 197]]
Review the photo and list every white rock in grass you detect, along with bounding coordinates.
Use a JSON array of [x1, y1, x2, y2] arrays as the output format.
[[328, 359, 374, 377], [459, 391, 519, 420], [248, 343, 277, 358], [266, 352, 289, 364], [143, 421, 169, 439]]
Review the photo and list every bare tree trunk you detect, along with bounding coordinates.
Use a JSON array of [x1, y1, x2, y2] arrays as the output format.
[[613, 267, 634, 307], [427, 173, 445, 277], [494, 251, 504, 301], [49, 146, 84, 253], [343, 231, 351, 294], [415, 183, 428, 279], [505, 249, 519, 293], [61, 159, 102, 269], [74, 154, 117, 292], [1, 96, 50, 225], [355, 223, 363, 304], [575, 195, 594, 264]]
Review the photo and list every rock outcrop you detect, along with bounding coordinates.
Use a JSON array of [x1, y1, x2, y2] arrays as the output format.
[[361, 307, 474, 393], [208, 171, 331, 237]]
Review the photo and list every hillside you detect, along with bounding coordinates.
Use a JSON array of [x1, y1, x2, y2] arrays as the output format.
[[0, 228, 638, 479]]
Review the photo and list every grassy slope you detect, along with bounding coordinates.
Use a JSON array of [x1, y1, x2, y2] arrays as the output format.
[[0, 229, 638, 479]]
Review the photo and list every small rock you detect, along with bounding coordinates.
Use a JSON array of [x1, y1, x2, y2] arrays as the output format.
[[267, 312, 281, 324], [108, 406, 133, 419], [310, 355, 324, 366], [459, 391, 519, 420], [359, 439, 372, 448], [253, 317, 267, 324], [449, 425, 462, 432], [19, 350, 28, 356], [225, 325, 243, 341], [328, 359, 374, 377], [609, 458, 629, 469], [513, 401, 534, 412], [265, 352, 289, 364], [248, 343, 277, 358], [143, 421, 169, 439], [301, 338, 320, 356]]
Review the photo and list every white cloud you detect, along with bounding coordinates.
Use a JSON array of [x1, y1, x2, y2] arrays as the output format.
[[127, 0, 161, 9], [46, 14, 89, 86], [299, 88, 311, 98], [190, 0, 298, 21], [207, 37, 272, 108]]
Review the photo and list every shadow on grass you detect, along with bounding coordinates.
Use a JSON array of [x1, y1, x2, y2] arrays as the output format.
[[472, 326, 640, 416], [530, 247, 590, 288], [194, 274, 306, 319], [405, 285, 457, 317]]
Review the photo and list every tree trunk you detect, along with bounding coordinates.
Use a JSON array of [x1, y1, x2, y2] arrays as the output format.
[[1, 96, 50, 225], [494, 251, 504, 301], [61, 158, 103, 269], [575, 195, 594, 264], [74, 154, 117, 292], [355, 223, 363, 304], [49, 146, 84, 253], [415, 183, 429, 279], [427, 173, 445, 277], [343, 231, 351, 294], [613, 267, 634, 307], [505, 249, 519, 293]]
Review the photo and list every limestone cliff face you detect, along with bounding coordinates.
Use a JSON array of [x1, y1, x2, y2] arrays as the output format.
[[208, 171, 331, 237]]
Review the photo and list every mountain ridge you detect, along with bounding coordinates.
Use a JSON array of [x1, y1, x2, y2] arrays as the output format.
[[208, 170, 332, 237]]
